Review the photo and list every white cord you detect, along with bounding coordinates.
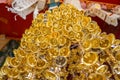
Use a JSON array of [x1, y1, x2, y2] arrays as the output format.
[[6, 0, 46, 20]]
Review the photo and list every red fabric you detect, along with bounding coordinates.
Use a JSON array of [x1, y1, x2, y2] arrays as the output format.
[[92, 17, 120, 39], [0, 4, 33, 38]]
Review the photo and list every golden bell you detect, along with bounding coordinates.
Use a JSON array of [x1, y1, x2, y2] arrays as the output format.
[[24, 29, 30, 35], [22, 34, 27, 39], [36, 59, 46, 69], [58, 36, 67, 46], [27, 54, 37, 67], [107, 33, 115, 44], [36, 13, 44, 20], [72, 18, 79, 24], [59, 47, 70, 57], [42, 27, 51, 36], [34, 28, 41, 35], [17, 65, 25, 73], [84, 33, 93, 40], [13, 49, 19, 59], [61, 9, 68, 16], [114, 39, 120, 46], [52, 27, 60, 32], [76, 63, 87, 70], [0, 66, 10, 75], [81, 16, 91, 27], [45, 10, 51, 14], [96, 65, 108, 74], [36, 35, 45, 43], [48, 48, 59, 57], [82, 28, 89, 35], [77, 15, 83, 22], [41, 35, 51, 44], [50, 38, 58, 46], [60, 30, 69, 37], [52, 7, 59, 12], [66, 18, 72, 24], [24, 36, 33, 43], [9, 57, 20, 67], [113, 46, 120, 52], [40, 42, 50, 50], [91, 38, 100, 48], [46, 20, 53, 27], [17, 48, 26, 58], [43, 70, 57, 80], [53, 24, 63, 32], [51, 32, 60, 38], [65, 24, 73, 32], [82, 40, 91, 50], [87, 22, 97, 32], [115, 51, 120, 61], [29, 44, 39, 53], [73, 24, 82, 32], [75, 32, 84, 41], [68, 31, 76, 40], [82, 52, 98, 66], [24, 64, 33, 72], [99, 38, 110, 49], [59, 4, 66, 9], [20, 41, 27, 49], [99, 32, 107, 38], [20, 71, 32, 80], [7, 68, 19, 78], [88, 73, 106, 80], [79, 73, 86, 80], [93, 27, 101, 36], [5, 57, 12, 66]]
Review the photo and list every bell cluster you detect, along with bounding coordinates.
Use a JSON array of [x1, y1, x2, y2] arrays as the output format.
[[0, 4, 120, 80]]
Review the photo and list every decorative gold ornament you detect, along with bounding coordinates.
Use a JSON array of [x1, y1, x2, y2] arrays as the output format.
[[26, 54, 37, 67], [96, 65, 108, 73], [58, 36, 67, 46], [9, 57, 20, 67], [1, 4, 120, 80], [107, 33, 115, 44], [7, 68, 19, 78], [17, 48, 26, 58], [82, 40, 91, 50], [59, 47, 70, 57], [48, 48, 59, 57], [81, 16, 91, 27], [43, 70, 58, 80], [88, 73, 106, 80], [91, 38, 100, 48], [100, 38, 110, 49], [82, 52, 98, 65], [36, 58, 46, 69], [0, 66, 10, 75], [73, 24, 82, 32], [115, 51, 120, 61]]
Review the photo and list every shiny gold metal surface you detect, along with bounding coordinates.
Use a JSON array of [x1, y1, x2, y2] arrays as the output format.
[[1, 4, 119, 80]]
